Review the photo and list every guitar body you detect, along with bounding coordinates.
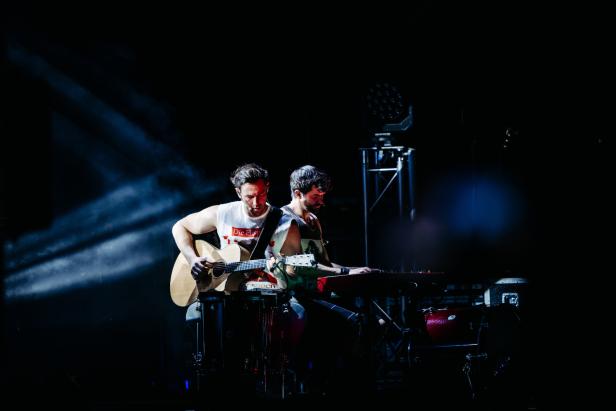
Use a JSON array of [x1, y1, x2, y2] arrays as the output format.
[[170, 240, 251, 307]]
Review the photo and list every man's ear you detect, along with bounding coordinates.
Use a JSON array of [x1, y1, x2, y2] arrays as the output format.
[[293, 189, 302, 199], [235, 188, 242, 199]]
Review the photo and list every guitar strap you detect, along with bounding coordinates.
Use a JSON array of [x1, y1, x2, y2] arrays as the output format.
[[249, 205, 283, 260]]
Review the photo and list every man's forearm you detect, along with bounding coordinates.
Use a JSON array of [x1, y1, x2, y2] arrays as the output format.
[[317, 263, 348, 275], [172, 223, 198, 262]]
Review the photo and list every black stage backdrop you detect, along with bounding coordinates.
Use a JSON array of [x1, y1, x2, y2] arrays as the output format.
[[1, 2, 609, 408]]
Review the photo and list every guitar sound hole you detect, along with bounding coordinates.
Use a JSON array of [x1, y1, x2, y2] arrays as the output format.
[[212, 267, 224, 278]]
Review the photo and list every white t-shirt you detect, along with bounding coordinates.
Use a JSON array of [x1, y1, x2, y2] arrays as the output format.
[[215, 201, 289, 289], [215, 201, 290, 258], [216, 201, 270, 255]]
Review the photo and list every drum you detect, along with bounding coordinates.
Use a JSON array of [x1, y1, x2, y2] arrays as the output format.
[[419, 304, 525, 402], [423, 306, 485, 348], [227, 290, 288, 357], [225, 289, 299, 397], [187, 290, 296, 398]]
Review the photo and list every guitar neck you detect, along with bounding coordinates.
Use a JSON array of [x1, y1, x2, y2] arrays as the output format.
[[225, 259, 268, 273]]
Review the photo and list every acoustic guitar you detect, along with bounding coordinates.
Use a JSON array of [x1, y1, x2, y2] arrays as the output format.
[[170, 240, 315, 306]]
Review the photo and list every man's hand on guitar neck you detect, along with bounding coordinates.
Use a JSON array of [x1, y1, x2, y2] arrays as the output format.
[[267, 256, 290, 275], [190, 256, 215, 281]]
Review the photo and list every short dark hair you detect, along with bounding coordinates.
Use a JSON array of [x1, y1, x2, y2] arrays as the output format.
[[290, 165, 332, 195], [230, 163, 269, 188]]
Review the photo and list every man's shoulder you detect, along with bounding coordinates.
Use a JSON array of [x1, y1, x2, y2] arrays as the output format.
[[218, 200, 241, 211], [281, 204, 294, 215], [281, 205, 315, 221], [277, 211, 296, 228], [306, 212, 319, 223], [281, 205, 300, 220], [215, 201, 243, 220]]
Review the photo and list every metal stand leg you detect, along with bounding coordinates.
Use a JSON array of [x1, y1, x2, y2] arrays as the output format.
[[186, 294, 225, 394], [371, 299, 411, 363]]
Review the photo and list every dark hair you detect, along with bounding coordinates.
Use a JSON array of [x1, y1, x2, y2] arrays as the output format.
[[290, 165, 332, 195], [230, 163, 269, 188]]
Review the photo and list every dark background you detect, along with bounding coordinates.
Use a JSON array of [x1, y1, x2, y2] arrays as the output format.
[[1, 2, 609, 408]]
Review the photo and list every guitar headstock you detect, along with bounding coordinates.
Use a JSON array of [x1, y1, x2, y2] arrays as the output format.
[[283, 254, 317, 267]]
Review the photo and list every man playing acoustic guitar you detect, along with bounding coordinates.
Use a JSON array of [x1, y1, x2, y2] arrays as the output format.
[[173, 163, 277, 283], [171, 163, 308, 393]]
